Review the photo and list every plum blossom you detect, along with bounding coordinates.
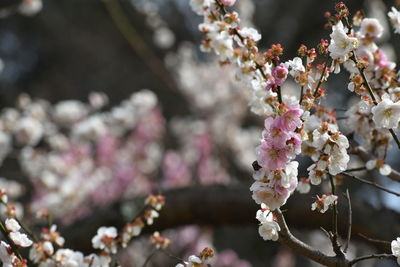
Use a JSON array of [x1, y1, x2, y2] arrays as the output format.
[[388, 7, 400, 34], [190, 0, 213, 15], [53, 249, 85, 266], [5, 218, 20, 232], [311, 194, 338, 213], [220, 0, 236, 6], [266, 64, 289, 91], [13, 117, 43, 146], [0, 241, 18, 267], [391, 237, 400, 265], [53, 100, 87, 126], [371, 94, 400, 129], [18, 0, 42, 16], [366, 159, 392, 176], [286, 57, 305, 78], [296, 178, 311, 194], [328, 21, 358, 60], [360, 18, 383, 39], [250, 163, 298, 210], [237, 27, 261, 42], [256, 204, 280, 241], [9, 232, 33, 247], [91, 226, 118, 254], [256, 105, 303, 172]]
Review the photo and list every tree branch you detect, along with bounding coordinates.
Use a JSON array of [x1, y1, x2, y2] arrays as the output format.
[[343, 172, 400, 197], [273, 208, 348, 267], [351, 145, 400, 183]]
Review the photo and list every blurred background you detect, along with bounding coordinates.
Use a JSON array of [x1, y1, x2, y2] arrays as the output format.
[[0, 0, 400, 266]]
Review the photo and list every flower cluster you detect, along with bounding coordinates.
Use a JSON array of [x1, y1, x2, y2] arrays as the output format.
[[303, 109, 350, 185], [175, 247, 215, 267], [250, 104, 303, 210], [255, 204, 280, 241], [311, 194, 338, 213]]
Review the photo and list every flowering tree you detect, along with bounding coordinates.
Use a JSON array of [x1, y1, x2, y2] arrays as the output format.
[[0, 0, 400, 266], [190, 0, 400, 266]]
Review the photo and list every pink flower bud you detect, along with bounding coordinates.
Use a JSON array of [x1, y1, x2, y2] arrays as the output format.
[[220, 0, 236, 6]]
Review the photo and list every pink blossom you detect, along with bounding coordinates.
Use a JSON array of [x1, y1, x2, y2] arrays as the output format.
[[96, 134, 117, 165], [216, 249, 252, 267], [265, 78, 278, 92], [272, 64, 288, 86], [262, 117, 290, 146], [220, 0, 236, 7], [376, 49, 389, 68], [275, 104, 303, 131], [162, 151, 191, 189], [274, 177, 297, 199], [286, 132, 302, 156], [256, 141, 289, 171], [250, 182, 288, 210]]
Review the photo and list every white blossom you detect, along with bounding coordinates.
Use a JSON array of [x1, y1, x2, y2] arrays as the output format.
[[296, 179, 310, 194], [53, 100, 87, 126], [54, 249, 85, 266], [190, 0, 213, 15], [9, 231, 33, 247], [391, 237, 400, 265], [13, 117, 43, 146], [371, 94, 400, 129], [311, 194, 338, 213], [360, 18, 383, 39], [256, 205, 280, 241], [91, 226, 118, 254], [237, 27, 261, 42], [0, 241, 15, 267], [328, 21, 358, 60], [19, 0, 42, 16], [280, 161, 299, 188], [388, 7, 400, 34], [5, 218, 20, 232]]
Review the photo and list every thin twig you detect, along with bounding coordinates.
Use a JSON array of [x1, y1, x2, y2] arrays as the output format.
[[349, 253, 395, 266], [343, 172, 400, 197], [336, 116, 348, 120], [358, 233, 391, 245], [313, 58, 331, 97], [329, 175, 338, 237], [345, 167, 366, 172], [102, 0, 182, 95], [215, 0, 282, 103], [141, 249, 158, 267], [299, 86, 304, 104], [343, 189, 352, 253], [351, 145, 400, 182], [15, 217, 38, 242]]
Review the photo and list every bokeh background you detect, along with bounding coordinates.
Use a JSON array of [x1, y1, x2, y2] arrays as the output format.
[[1, 0, 400, 266]]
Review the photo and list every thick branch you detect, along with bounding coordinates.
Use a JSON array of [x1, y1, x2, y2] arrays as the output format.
[[273, 209, 348, 267], [62, 185, 400, 254]]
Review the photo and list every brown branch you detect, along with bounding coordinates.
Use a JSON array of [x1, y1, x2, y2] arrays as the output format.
[[273, 209, 348, 267], [61, 185, 399, 254], [351, 145, 400, 183], [343, 189, 352, 253], [102, 0, 183, 96], [349, 253, 395, 266], [358, 233, 391, 245], [343, 172, 400, 197]]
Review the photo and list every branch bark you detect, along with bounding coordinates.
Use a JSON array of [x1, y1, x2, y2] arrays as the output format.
[[61, 184, 400, 256]]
